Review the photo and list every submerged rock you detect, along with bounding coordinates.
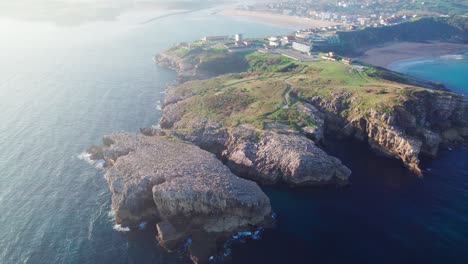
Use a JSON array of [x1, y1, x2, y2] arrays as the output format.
[[92, 132, 271, 263]]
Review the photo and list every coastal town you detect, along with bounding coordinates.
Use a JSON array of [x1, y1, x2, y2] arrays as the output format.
[[239, 0, 463, 29], [201, 0, 465, 65], [197, 32, 350, 63]]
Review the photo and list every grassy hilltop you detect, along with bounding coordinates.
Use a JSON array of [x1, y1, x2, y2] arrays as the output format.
[[164, 48, 447, 130], [160, 36, 467, 176]]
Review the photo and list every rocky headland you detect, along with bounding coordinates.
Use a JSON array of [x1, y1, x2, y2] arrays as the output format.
[[90, 19, 467, 264], [155, 45, 467, 177]]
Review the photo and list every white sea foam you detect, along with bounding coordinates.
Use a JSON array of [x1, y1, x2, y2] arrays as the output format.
[[138, 222, 147, 230], [113, 224, 130, 232], [389, 58, 434, 71], [152, 124, 161, 130], [77, 152, 105, 169], [440, 54, 464, 60], [78, 152, 94, 165], [108, 209, 115, 219]]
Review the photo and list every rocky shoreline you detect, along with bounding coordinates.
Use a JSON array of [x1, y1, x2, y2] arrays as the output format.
[[88, 132, 273, 263]]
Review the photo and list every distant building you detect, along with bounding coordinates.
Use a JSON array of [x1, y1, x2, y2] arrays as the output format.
[[292, 41, 313, 54], [283, 9, 293, 16], [235, 34, 244, 43], [268, 36, 280, 47], [282, 36, 296, 45], [342, 57, 352, 64], [295, 32, 313, 40], [268, 36, 279, 41], [322, 51, 337, 61], [202, 35, 228, 41]]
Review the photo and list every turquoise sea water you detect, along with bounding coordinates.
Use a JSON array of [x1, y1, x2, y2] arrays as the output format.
[[390, 53, 468, 95], [0, 9, 467, 264]]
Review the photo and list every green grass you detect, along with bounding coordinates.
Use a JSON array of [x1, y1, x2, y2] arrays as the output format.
[[245, 52, 299, 72], [165, 47, 452, 131]]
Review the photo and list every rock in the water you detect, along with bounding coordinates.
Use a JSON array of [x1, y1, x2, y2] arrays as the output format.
[[92, 132, 271, 263]]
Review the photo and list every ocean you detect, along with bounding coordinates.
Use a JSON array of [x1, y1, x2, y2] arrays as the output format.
[[0, 8, 467, 264]]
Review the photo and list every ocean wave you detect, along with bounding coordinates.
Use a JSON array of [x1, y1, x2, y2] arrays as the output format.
[[156, 100, 162, 111], [389, 58, 435, 71], [108, 209, 116, 220], [440, 54, 464, 60], [78, 152, 105, 169], [113, 224, 130, 232]]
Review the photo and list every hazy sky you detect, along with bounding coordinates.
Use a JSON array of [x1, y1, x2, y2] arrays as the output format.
[[0, 0, 224, 25], [0, 0, 280, 26]]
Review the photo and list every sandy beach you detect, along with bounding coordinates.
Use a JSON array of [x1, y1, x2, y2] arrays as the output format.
[[220, 9, 340, 29], [357, 42, 468, 68]]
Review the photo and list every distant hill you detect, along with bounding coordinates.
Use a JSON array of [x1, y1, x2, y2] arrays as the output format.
[[331, 16, 468, 56]]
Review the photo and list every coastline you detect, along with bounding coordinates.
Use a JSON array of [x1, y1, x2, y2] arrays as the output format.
[[219, 8, 340, 29], [356, 42, 468, 69]]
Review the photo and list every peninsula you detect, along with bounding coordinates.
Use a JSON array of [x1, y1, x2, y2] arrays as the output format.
[[88, 16, 468, 264]]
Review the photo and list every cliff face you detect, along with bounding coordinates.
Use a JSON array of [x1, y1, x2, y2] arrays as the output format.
[[155, 48, 248, 83], [306, 90, 468, 175], [156, 52, 200, 82], [89, 132, 271, 263]]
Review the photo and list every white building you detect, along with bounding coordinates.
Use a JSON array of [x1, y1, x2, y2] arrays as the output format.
[[292, 41, 313, 54], [268, 36, 280, 47], [235, 34, 244, 43], [202, 35, 228, 41]]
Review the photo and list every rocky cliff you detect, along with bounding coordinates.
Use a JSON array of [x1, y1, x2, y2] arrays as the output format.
[[156, 52, 200, 82], [305, 90, 468, 175], [88, 132, 271, 263], [155, 45, 248, 83]]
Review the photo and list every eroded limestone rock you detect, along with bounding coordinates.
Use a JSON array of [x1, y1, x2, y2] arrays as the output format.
[[90, 132, 271, 263]]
